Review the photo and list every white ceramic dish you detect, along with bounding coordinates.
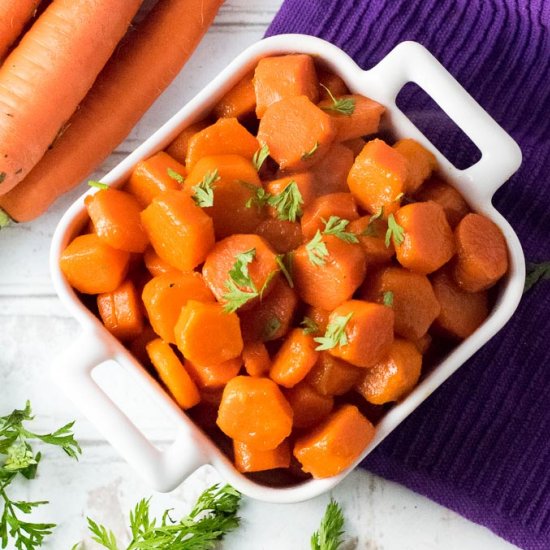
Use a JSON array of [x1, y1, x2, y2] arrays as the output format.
[[50, 35, 524, 503]]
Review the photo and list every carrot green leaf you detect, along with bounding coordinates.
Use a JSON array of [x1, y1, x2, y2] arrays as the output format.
[[192, 169, 219, 208], [167, 167, 185, 184], [301, 317, 319, 335], [301, 141, 319, 161], [314, 313, 353, 351], [88, 180, 109, 190], [319, 84, 355, 117], [276, 254, 294, 288], [223, 249, 259, 313], [252, 144, 270, 171], [268, 181, 304, 222], [310, 498, 346, 550], [385, 213, 405, 248], [524, 261, 550, 293], [322, 216, 359, 243], [383, 290, 394, 308], [306, 230, 329, 266]]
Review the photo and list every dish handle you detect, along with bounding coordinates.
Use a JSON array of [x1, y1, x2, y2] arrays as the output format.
[[366, 41, 522, 201], [51, 329, 208, 492]]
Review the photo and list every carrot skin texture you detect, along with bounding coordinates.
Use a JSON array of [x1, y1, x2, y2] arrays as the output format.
[[184, 357, 242, 390], [233, 440, 291, 473], [165, 120, 210, 163], [243, 342, 272, 377], [0, 1, 41, 59], [284, 382, 334, 429]]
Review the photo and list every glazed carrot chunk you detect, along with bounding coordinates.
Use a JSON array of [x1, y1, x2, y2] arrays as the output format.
[[347, 138, 407, 216], [325, 300, 394, 368], [348, 215, 395, 265], [165, 120, 210, 164], [184, 357, 241, 390], [453, 213, 508, 292], [175, 301, 243, 365], [266, 172, 316, 213], [186, 118, 259, 169], [304, 306, 331, 336], [285, 382, 334, 429], [293, 234, 367, 310], [301, 193, 359, 240], [146, 338, 200, 410], [411, 333, 432, 354], [184, 154, 263, 239], [393, 138, 437, 193], [254, 218, 303, 254], [343, 138, 366, 157], [254, 54, 319, 118], [128, 325, 157, 366], [306, 352, 362, 396], [125, 151, 186, 208], [214, 72, 256, 119], [318, 94, 385, 142], [141, 190, 215, 272], [97, 279, 144, 341], [233, 439, 291, 473], [414, 176, 470, 228], [238, 278, 298, 342], [270, 328, 319, 388], [317, 69, 349, 100], [431, 267, 489, 340], [202, 234, 279, 310], [310, 143, 354, 196], [394, 201, 455, 274], [143, 246, 177, 277], [356, 339, 422, 404], [60, 233, 130, 294], [293, 404, 375, 478], [257, 95, 336, 171], [243, 341, 271, 377], [85, 188, 148, 253], [360, 266, 440, 340], [142, 272, 215, 344], [217, 376, 293, 451]]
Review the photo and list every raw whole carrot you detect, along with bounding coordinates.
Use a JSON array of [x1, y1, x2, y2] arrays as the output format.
[[217, 376, 293, 451], [266, 172, 316, 212], [184, 357, 242, 390], [254, 218, 303, 254], [142, 272, 215, 344], [141, 190, 215, 272], [214, 72, 256, 119], [146, 338, 200, 410], [301, 193, 359, 240], [85, 188, 148, 253], [0, 1, 41, 60], [317, 69, 349, 100], [233, 439, 290, 473], [342, 138, 366, 157], [309, 143, 354, 196], [393, 138, 437, 193], [0, 0, 143, 195], [143, 246, 178, 277], [453, 213, 508, 292], [348, 215, 395, 265], [356, 339, 422, 404], [254, 54, 319, 118], [175, 300, 243, 366], [97, 279, 144, 341], [165, 120, 210, 163], [60, 233, 130, 294], [242, 341, 271, 377], [284, 382, 334, 429], [306, 352, 362, 396], [293, 404, 375, 478], [0, 0, 224, 221], [270, 328, 319, 388]]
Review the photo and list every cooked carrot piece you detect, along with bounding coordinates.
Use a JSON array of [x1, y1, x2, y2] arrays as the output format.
[[356, 339, 422, 404], [85, 188, 148, 253], [184, 154, 263, 239], [257, 95, 336, 171], [165, 120, 210, 163], [141, 190, 215, 272], [304, 306, 331, 336], [125, 151, 186, 208], [431, 267, 489, 340], [293, 234, 366, 310], [146, 338, 200, 409], [394, 201, 455, 274], [301, 193, 359, 240], [243, 341, 271, 377], [217, 376, 293, 451], [284, 382, 334, 429], [202, 234, 279, 309], [270, 328, 319, 388], [233, 439, 291, 473], [360, 266, 440, 340], [326, 300, 394, 368], [317, 69, 349, 100], [342, 138, 366, 157], [142, 272, 215, 344], [184, 357, 241, 390], [254, 54, 319, 118], [254, 218, 303, 254], [347, 138, 407, 216], [175, 300, 243, 365], [293, 404, 375, 478], [306, 352, 362, 396], [266, 172, 316, 212], [414, 176, 470, 228], [186, 117, 259, 169], [214, 71, 256, 119], [128, 325, 158, 366], [97, 279, 144, 341], [411, 333, 432, 354], [393, 138, 437, 193], [319, 94, 385, 141], [60, 233, 130, 294], [453, 213, 508, 292], [238, 278, 298, 342], [348, 215, 395, 265], [310, 144, 354, 196], [143, 246, 178, 277]]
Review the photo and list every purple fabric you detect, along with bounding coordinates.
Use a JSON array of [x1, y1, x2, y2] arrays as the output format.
[[266, 2, 550, 549]]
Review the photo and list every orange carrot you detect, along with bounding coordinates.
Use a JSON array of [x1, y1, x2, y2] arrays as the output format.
[[306, 352, 362, 396], [233, 439, 290, 473], [303, 306, 331, 335], [165, 120, 210, 163], [143, 246, 178, 277], [214, 72, 256, 119], [393, 139, 437, 193], [242, 341, 271, 377], [0, 0, 224, 221], [254, 218, 303, 254], [184, 357, 242, 390], [348, 215, 395, 265], [317, 69, 349, 100], [343, 138, 366, 157], [266, 172, 316, 212], [309, 143, 354, 196], [301, 193, 359, 240], [0, 1, 41, 59], [284, 382, 334, 429], [0, 0, 143, 195]]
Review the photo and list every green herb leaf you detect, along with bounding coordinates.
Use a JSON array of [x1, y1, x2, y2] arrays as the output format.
[[0, 172, 5, 184], [167, 167, 185, 184], [394, 192, 405, 202], [383, 290, 394, 308], [0, 209, 11, 229], [267, 181, 304, 222], [87, 517, 120, 550], [314, 313, 353, 351], [252, 144, 270, 171], [301, 141, 319, 161], [276, 254, 294, 288], [263, 316, 282, 340], [192, 169, 219, 208], [306, 230, 329, 266], [88, 180, 109, 190], [223, 249, 259, 313], [244, 184, 271, 209], [360, 207, 384, 237], [322, 216, 359, 243], [311, 498, 346, 550], [301, 317, 319, 335], [319, 84, 356, 117], [524, 261, 550, 293], [385, 213, 405, 247]]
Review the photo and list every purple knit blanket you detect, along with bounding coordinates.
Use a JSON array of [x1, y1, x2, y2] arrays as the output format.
[[266, 2, 550, 548]]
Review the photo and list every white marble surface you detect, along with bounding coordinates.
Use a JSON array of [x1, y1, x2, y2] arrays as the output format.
[[0, 1, 519, 548]]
